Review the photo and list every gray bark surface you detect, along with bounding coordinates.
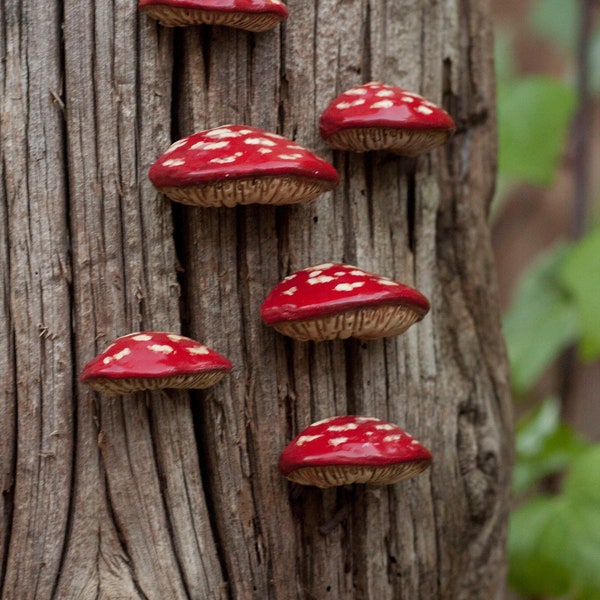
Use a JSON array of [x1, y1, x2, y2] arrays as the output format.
[[1, 0, 512, 598]]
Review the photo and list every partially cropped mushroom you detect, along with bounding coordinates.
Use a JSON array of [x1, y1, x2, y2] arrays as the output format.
[[138, 0, 289, 31], [260, 263, 430, 341], [319, 81, 455, 155], [149, 125, 339, 207], [279, 416, 432, 487], [80, 332, 232, 396]]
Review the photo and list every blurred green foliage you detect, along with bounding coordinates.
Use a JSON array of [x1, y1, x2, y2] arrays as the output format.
[[558, 227, 600, 360], [504, 226, 600, 599], [513, 397, 588, 495], [495, 1, 600, 599], [509, 437, 600, 599], [503, 245, 578, 393], [498, 77, 576, 186]]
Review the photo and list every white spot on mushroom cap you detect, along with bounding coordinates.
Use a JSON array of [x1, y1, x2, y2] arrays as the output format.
[[344, 87, 369, 96], [378, 279, 400, 286], [400, 96, 415, 103], [167, 334, 186, 342], [328, 437, 349, 447], [334, 282, 365, 292], [296, 434, 323, 446], [371, 99, 395, 109], [283, 274, 297, 281], [308, 270, 323, 278], [416, 105, 434, 115], [383, 434, 403, 442], [312, 416, 337, 426], [132, 334, 153, 341], [308, 275, 336, 285], [279, 153, 304, 160], [349, 269, 366, 276], [375, 89, 395, 97], [336, 99, 366, 110], [209, 152, 243, 164], [164, 139, 188, 154], [148, 344, 174, 354], [258, 148, 273, 154], [204, 127, 242, 139], [163, 158, 186, 167], [103, 347, 131, 364], [244, 137, 277, 147], [355, 416, 381, 423], [282, 286, 297, 296], [328, 423, 358, 432], [375, 424, 396, 431], [410, 439, 421, 445], [187, 346, 210, 355], [190, 140, 230, 151]]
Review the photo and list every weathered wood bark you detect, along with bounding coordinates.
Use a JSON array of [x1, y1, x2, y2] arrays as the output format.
[[1, 0, 512, 598]]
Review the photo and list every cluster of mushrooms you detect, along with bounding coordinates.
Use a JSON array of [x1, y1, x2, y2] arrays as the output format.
[[81, 0, 456, 489]]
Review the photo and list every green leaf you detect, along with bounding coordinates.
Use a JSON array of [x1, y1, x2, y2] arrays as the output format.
[[516, 396, 560, 456], [508, 496, 571, 597], [503, 244, 579, 393], [563, 446, 600, 506], [498, 76, 577, 186], [558, 226, 600, 360], [514, 397, 589, 494], [538, 497, 600, 593], [509, 444, 600, 598], [509, 486, 600, 597], [575, 587, 600, 600]]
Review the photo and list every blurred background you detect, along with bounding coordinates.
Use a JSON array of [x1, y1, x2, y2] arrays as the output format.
[[492, 1, 600, 598]]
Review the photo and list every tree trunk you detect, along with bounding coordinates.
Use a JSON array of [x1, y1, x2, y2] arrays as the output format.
[[0, 0, 512, 598]]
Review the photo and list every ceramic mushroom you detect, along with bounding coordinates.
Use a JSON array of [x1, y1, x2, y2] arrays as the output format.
[[260, 263, 430, 341], [279, 416, 432, 487], [138, 0, 289, 31], [149, 125, 339, 207], [319, 81, 455, 155], [80, 332, 232, 396]]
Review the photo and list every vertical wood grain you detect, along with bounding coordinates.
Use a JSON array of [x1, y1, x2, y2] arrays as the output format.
[[0, 0, 73, 595], [176, 0, 511, 598], [1, 0, 511, 598]]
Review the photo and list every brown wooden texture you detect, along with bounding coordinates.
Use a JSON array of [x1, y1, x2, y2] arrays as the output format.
[[1, 0, 512, 598]]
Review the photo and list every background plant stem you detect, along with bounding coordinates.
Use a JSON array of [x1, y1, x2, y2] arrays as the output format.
[[559, 0, 597, 420]]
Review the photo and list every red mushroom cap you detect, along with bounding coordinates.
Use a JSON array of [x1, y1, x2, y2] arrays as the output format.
[[80, 332, 232, 396], [138, 0, 289, 31], [149, 125, 339, 207], [319, 82, 455, 155], [279, 415, 432, 487], [260, 263, 430, 341]]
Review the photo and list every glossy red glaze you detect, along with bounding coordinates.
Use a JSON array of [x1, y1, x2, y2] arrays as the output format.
[[138, 0, 288, 19], [149, 125, 338, 189], [319, 82, 455, 140], [80, 332, 232, 381], [279, 416, 432, 476], [260, 263, 430, 325]]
